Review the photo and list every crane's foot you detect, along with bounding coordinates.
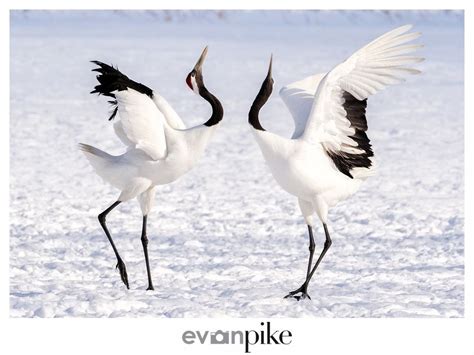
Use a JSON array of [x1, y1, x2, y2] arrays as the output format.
[[284, 285, 311, 301], [146, 285, 154, 291], [116, 258, 130, 289]]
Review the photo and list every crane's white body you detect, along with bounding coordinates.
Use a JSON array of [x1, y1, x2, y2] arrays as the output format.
[[252, 130, 362, 225], [80, 88, 219, 215], [251, 25, 423, 225]]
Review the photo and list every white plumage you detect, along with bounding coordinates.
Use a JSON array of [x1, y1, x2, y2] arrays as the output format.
[[249, 25, 424, 300], [114, 88, 169, 160], [79, 47, 223, 290], [80, 96, 218, 199]]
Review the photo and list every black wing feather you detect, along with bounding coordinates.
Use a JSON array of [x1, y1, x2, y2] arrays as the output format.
[[90, 60, 154, 121], [327, 91, 374, 179]]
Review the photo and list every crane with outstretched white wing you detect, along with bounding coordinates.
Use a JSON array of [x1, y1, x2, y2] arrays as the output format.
[[248, 25, 424, 300]]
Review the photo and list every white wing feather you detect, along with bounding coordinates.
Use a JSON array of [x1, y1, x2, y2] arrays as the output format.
[[152, 93, 186, 129], [303, 25, 424, 151], [113, 120, 134, 147], [114, 88, 168, 160], [279, 73, 326, 138]]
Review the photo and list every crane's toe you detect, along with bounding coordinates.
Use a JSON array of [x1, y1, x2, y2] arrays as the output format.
[[296, 292, 311, 301], [284, 285, 312, 301], [284, 291, 312, 301], [116, 258, 130, 289], [284, 292, 298, 299]]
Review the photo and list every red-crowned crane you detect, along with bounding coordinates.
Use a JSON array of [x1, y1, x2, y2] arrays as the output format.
[[248, 25, 423, 300], [79, 47, 223, 290]]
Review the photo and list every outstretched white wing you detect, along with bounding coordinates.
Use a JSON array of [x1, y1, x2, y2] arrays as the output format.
[[279, 73, 326, 138], [302, 25, 424, 177], [114, 88, 168, 160]]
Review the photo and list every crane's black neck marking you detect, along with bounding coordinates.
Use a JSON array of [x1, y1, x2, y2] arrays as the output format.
[[199, 86, 224, 127], [248, 76, 273, 131]]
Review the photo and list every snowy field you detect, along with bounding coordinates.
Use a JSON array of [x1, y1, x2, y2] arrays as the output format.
[[10, 10, 464, 317]]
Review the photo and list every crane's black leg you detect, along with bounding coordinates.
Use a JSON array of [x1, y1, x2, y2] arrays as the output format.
[[285, 223, 332, 301], [98, 201, 129, 289], [141, 215, 154, 290], [285, 225, 315, 299], [305, 226, 316, 280]]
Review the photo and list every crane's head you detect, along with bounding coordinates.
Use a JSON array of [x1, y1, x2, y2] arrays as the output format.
[[186, 46, 208, 95], [253, 54, 274, 101], [248, 55, 274, 131]]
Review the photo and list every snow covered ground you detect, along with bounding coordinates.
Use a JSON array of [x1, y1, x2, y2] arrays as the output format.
[[10, 10, 464, 317]]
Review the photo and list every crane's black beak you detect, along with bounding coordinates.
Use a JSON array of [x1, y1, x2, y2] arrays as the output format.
[[193, 46, 208, 73]]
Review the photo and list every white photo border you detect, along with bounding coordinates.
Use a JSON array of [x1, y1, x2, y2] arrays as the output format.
[[1, 1, 471, 354]]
